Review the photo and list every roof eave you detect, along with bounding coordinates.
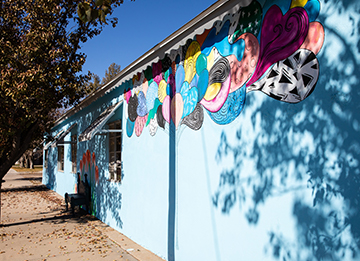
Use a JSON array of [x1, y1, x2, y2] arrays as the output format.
[[54, 0, 246, 126]]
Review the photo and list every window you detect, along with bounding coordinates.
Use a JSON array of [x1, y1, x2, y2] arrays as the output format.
[[57, 146, 64, 171], [44, 150, 48, 168], [108, 120, 122, 182], [71, 135, 77, 173]]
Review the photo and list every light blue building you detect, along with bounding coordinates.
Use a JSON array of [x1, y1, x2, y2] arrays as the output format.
[[43, 0, 360, 260]]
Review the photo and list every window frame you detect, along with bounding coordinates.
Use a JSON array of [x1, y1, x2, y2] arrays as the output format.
[[108, 120, 122, 182], [71, 134, 77, 173], [57, 145, 64, 172], [44, 149, 48, 169]]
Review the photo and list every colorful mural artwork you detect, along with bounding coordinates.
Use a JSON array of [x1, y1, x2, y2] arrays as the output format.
[[79, 149, 99, 214], [124, 0, 325, 137]]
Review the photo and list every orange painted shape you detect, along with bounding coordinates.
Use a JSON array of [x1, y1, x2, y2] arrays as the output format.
[[171, 93, 184, 129], [300, 21, 325, 55], [196, 28, 211, 47]]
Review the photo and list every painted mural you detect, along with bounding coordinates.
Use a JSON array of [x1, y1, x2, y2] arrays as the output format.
[[123, 0, 325, 138], [79, 149, 99, 214]]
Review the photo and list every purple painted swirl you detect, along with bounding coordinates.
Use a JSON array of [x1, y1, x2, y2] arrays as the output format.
[[246, 6, 309, 87]]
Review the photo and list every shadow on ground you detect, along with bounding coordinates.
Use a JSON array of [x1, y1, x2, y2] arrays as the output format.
[[1, 183, 102, 228]]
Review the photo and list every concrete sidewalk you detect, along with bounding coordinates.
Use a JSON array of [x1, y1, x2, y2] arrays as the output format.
[[0, 169, 165, 261]]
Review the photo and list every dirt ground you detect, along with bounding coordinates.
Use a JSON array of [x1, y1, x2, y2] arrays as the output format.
[[0, 170, 163, 261]]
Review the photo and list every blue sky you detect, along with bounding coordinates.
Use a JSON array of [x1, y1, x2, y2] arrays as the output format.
[[80, 0, 217, 80]]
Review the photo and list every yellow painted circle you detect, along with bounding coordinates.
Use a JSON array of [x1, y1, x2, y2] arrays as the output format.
[[207, 48, 215, 72], [184, 41, 201, 83], [158, 80, 167, 103]]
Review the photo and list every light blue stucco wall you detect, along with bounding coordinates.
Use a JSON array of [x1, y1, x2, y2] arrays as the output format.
[[44, 0, 360, 260]]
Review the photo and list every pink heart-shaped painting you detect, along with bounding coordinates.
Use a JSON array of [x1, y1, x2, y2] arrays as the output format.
[[162, 95, 171, 124], [135, 114, 148, 137], [124, 88, 131, 103], [246, 5, 309, 87]]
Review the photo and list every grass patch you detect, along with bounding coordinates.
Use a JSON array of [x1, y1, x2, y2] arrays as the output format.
[[11, 166, 43, 173]]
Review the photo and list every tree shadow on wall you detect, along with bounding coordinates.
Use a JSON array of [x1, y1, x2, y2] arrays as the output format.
[[94, 136, 123, 230], [44, 147, 57, 191], [212, 1, 360, 260], [73, 100, 125, 229], [96, 178, 123, 229]]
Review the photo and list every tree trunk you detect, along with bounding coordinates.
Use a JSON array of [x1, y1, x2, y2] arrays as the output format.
[[25, 153, 29, 168], [0, 179, 3, 222], [29, 151, 34, 169], [19, 156, 25, 168]]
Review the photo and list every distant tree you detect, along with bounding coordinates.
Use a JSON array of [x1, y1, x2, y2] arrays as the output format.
[[85, 73, 102, 94], [18, 137, 44, 169], [82, 64, 121, 98], [102, 63, 121, 85], [0, 0, 132, 183]]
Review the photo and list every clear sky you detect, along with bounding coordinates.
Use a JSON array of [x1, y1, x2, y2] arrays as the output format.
[[80, 0, 217, 80]]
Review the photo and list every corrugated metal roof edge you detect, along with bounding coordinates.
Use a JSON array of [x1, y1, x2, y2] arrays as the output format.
[[54, 0, 249, 126]]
